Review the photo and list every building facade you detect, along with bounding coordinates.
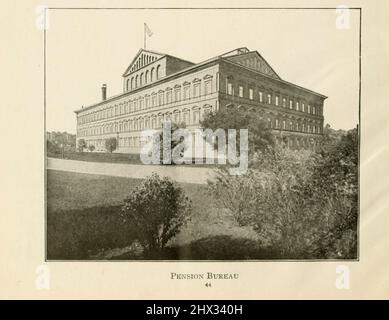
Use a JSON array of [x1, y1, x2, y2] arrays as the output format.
[[75, 47, 326, 153]]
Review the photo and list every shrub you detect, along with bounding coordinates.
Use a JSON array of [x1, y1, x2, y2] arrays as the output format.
[[77, 139, 87, 152], [121, 173, 192, 256], [88, 144, 95, 152], [208, 128, 358, 259], [105, 137, 117, 153]]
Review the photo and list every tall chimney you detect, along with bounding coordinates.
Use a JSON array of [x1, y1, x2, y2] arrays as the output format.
[[102, 84, 107, 101]]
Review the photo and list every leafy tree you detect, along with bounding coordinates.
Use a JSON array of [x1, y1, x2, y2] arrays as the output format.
[[77, 139, 87, 152], [200, 107, 274, 154], [88, 144, 95, 152], [47, 140, 61, 155], [121, 173, 192, 257], [105, 137, 117, 153]]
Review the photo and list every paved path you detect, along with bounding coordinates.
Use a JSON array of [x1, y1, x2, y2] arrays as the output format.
[[46, 157, 216, 184]]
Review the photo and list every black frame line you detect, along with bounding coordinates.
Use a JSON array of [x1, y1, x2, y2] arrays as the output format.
[[43, 7, 362, 263]]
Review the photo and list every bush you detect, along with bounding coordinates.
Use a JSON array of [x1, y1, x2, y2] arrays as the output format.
[[208, 128, 358, 259], [121, 173, 192, 256], [77, 139, 87, 152], [105, 137, 117, 153]]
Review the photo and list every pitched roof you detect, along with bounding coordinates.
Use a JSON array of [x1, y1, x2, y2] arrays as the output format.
[[122, 48, 195, 77]]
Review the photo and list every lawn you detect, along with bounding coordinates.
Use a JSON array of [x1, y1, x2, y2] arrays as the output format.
[[47, 151, 222, 168], [48, 151, 143, 165], [47, 169, 271, 260]]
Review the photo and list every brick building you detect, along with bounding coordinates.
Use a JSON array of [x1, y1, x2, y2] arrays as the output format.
[[75, 47, 326, 153]]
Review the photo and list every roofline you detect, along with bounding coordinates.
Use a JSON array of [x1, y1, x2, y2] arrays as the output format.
[[223, 50, 282, 80], [121, 49, 195, 77], [75, 53, 327, 114], [74, 56, 220, 113], [221, 58, 328, 99]]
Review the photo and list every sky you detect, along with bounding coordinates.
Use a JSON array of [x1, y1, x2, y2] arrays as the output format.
[[46, 8, 360, 133]]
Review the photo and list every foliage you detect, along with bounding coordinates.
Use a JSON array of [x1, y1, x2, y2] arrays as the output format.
[[105, 137, 117, 153], [77, 139, 87, 152], [88, 144, 95, 152], [47, 140, 61, 155], [200, 107, 275, 154], [208, 127, 358, 259], [121, 173, 192, 256]]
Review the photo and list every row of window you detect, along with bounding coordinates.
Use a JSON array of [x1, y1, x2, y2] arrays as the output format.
[[267, 118, 322, 134], [126, 64, 162, 91], [226, 81, 322, 116], [78, 106, 211, 137], [84, 134, 320, 151], [79, 76, 214, 125]]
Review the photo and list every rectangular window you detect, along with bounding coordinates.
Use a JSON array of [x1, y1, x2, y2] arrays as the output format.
[[289, 100, 293, 109], [183, 111, 189, 124], [166, 91, 172, 104], [275, 96, 279, 106], [249, 88, 254, 100], [204, 81, 212, 95], [267, 94, 272, 104], [158, 93, 164, 105], [296, 102, 299, 111], [174, 88, 181, 102], [183, 86, 190, 99], [193, 84, 200, 98], [282, 98, 286, 107], [308, 105, 311, 113], [259, 91, 263, 102], [227, 82, 233, 95], [239, 86, 244, 98], [193, 110, 200, 124]]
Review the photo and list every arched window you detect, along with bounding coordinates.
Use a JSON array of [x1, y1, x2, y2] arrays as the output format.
[[145, 70, 149, 84], [135, 75, 139, 88], [140, 73, 144, 86], [126, 79, 130, 91], [156, 65, 161, 79], [151, 68, 155, 82], [131, 77, 134, 90]]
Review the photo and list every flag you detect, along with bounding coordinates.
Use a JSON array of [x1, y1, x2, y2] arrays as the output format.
[[144, 23, 153, 37]]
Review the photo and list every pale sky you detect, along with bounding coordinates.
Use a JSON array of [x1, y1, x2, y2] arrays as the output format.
[[46, 9, 360, 133]]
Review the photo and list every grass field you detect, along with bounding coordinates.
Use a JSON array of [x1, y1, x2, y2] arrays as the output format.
[[47, 169, 274, 260], [47, 151, 222, 168], [48, 151, 143, 165]]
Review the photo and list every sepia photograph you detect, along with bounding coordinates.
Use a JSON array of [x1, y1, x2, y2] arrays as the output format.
[[45, 7, 360, 261]]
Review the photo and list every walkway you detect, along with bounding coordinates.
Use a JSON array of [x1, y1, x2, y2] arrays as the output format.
[[46, 157, 216, 184]]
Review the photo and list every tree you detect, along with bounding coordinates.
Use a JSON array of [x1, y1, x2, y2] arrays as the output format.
[[88, 144, 95, 152], [77, 139, 87, 152], [120, 173, 192, 257], [47, 140, 60, 155], [201, 107, 274, 155], [105, 137, 117, 153]]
